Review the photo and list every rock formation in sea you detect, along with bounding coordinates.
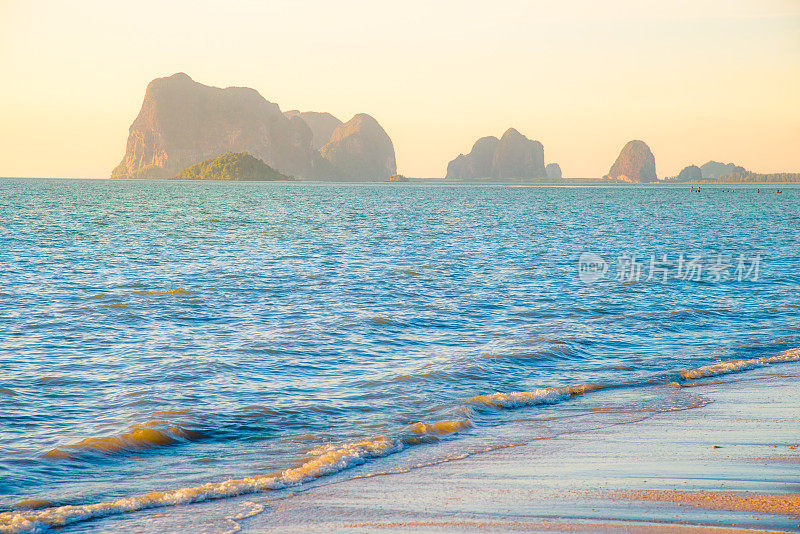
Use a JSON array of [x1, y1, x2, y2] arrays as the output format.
[[446, 136, 499, 180], [492, 128, 546, 179], [176, 152, 291, 181], [112, 73, 395, 181], [545, 163, 562, 180], [667, 161, 749, 182], [700, 161, 746, 180], [445, 129, 546, 180], [675, 165, 702, 181], [319, 114, 397, 181], [112, 73, 323, 179], [604, 140, 657, 183], [668, 162, 799, 183], [284, 110, 343, 150]]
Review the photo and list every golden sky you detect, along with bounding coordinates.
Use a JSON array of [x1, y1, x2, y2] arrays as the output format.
[[0, 0, 798, 178]]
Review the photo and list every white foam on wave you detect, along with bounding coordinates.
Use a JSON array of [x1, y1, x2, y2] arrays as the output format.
[[0, 416, 479, 534], [218, 501, 267, 534], [680, 348, 800, 380], [466, 348, 800, 411], [408, 419, 472, 436], [5, 348, 798, 533], [467, 383, 600, 409], [0, 435, 402, 534]]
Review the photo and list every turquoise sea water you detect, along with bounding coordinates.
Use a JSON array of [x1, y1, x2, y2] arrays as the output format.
[[0, 179, 798, 532]]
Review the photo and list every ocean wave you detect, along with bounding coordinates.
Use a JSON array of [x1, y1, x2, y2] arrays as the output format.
[[1, 435, 396, 533], [408, 419, 472, 436], [43, 422, 205, 459], [100, 302, 128, 309], [468, 383, 601, 409], [481, 344, 576, 361], [89, 288, 196, 301], [6, 349, 799, 533], [680, 348, 800, 380], [466, 347, 800, 412], [1, 417, 475, 534], [132, 288, 196, 296]]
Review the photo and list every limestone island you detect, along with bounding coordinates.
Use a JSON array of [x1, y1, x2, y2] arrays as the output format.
[[603, 140, 657, 183], [666, 160, 800, 183], [445, 128, 560, 181], [175, 152, 292, 181], [112, 73, 396, 181]]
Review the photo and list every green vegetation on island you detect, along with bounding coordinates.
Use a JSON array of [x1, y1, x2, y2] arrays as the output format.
[[175, 152, 292, 181]]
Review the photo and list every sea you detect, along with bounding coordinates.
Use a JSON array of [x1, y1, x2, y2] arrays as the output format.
[[0, 179, 798, 533]]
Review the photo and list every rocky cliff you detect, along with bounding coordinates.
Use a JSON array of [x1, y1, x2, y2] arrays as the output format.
[[319, 114, 397, 181], [112, 73, 327, 179], [604, 140, 657, 183], [112, 74, 394, 181], [446, 136, 499, 180], [284, 110, 342, 150], [492, 129, 546, 179], [445, 129, 546, 180]]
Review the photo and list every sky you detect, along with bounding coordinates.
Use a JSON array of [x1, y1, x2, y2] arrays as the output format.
[[0, 0, 798, 178]]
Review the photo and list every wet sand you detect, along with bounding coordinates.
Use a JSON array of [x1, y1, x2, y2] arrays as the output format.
[[240, 364, 800, 533], [66, 363, 800, 533]]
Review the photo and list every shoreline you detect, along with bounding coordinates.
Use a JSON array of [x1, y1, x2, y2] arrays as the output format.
[[51, 361, 800, 533], [242, 364, 800, 533]]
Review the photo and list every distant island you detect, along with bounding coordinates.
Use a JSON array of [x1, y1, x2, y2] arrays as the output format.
[[108, 73, 798, 184], [713, 171, 800, 183], [112, 73, 396, 181], [666, 161, 800, 183], [175, 152, 292, 181], [445, 128, 559, 180], [603, 140, 658, 183]]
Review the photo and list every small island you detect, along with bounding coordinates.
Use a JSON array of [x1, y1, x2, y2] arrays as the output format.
[[664, 160, 800, 183], [445, 128, 554, 181], [603, 140, 658, 183], [175, 152, 292, 181]]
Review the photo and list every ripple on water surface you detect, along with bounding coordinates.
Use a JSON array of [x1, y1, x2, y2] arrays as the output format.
[[0, 181, 798, 532]]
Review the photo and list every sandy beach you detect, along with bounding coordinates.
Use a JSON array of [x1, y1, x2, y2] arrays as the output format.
[[63, 361, 798, 533], [246, 365, 800, 533]]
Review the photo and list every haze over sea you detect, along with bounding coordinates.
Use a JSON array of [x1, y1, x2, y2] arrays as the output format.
[[1, 179, 798, 532]]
